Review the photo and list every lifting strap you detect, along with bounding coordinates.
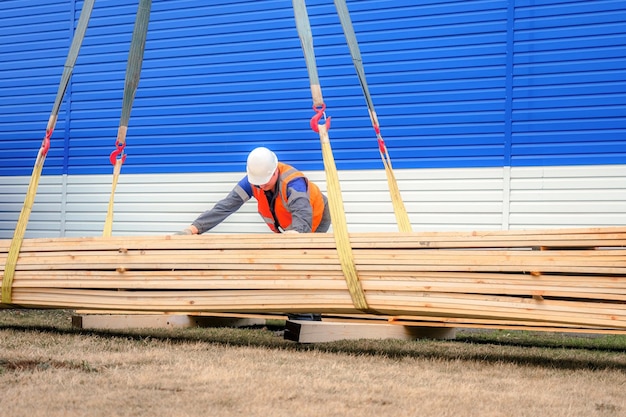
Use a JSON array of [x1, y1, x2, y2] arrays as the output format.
[[103, 0, 152, 237], [1, 0, 95, 304], [333, 0, 412, 233], [292, 0, 369, 312]]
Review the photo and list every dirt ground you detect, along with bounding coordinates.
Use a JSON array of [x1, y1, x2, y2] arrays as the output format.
[[1, 309, 625, 417]]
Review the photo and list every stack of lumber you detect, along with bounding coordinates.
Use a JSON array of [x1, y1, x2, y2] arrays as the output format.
[[1, 227, 625, 334]]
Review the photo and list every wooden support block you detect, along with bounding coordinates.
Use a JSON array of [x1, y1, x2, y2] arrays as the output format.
[[72, 314, 198, 330], [284, 320, 456, 343], [72, 314, 268, 330]]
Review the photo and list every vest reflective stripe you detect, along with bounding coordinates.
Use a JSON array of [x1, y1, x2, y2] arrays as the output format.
[[251, 163, 325, 233]]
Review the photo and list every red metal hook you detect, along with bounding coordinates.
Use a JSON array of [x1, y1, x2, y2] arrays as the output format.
[[372, 124, 387, 154], [109, 140, 127, 165], [377, 137, 387, 154], [41, 129, 53, 156], [310, 103, 331, 133]]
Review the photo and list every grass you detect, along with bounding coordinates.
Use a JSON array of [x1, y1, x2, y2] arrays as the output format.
[[1, 309, 625, 417]]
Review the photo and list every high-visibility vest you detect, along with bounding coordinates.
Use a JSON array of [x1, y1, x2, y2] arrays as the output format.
[[251, 163, 325, 233]]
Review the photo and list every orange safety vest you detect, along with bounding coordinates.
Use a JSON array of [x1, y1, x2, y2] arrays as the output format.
[[251, 163, 325, 233]]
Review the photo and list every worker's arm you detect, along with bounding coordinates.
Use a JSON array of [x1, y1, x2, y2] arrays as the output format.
[[285, 177, 314, 233], [181, 179, 251, 235]]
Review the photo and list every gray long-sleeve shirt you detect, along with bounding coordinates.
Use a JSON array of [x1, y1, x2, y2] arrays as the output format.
[[191, 174, 328, 234]]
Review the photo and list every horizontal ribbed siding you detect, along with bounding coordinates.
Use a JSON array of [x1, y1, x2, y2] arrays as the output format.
[[69, 0, 312, 175], [4, 164, 624, 239], [2, 1, 624, 176], [0, 0, 71, 176], [511, 0, 626, 165], [316, 0, 509, 172], [2, 0, 514, 176]]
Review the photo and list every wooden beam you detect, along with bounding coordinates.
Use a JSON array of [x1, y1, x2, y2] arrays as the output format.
[[284, 320, 457, 343], [71, 313, 269, 330], [2, 226, 626, 334], [72, 314, 198, 330]]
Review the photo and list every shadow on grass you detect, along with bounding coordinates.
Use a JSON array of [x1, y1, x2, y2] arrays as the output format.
[[2, 320, 625, 372]]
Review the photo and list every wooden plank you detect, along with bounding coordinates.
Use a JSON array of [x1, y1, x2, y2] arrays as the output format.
[[72, 313, 268, 330], [3, 226, 626, 334], [74, 310, 288, 320], [12, 286, 626, 329], [12, 269, 625, 288], [1, 226, 624, 253], [11, 273, 625, 303], [5, 247, 624, 276], [72, 314, 198, 330]]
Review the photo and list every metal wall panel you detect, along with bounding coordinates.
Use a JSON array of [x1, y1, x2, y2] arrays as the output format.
[[0, 0, 72, 176], [2, 0, 623, 175], [26, 167, 510, 236], [5, 162, 623, 239], [509, 165, 626, 228], [0, 0, 624, 237], [511, 0, 626, 166], [0, 176, 66, 238]]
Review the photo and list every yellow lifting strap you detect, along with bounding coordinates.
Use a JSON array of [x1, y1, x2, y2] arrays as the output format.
[[291, 0, 369, 312], [103, 154, 124, 237], [1, 0, 95, 304], [333, 0, 412, 233], [103, 0, 152, 237]]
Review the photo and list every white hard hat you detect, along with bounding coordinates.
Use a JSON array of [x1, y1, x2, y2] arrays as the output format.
[[246, 147, 278, 185]]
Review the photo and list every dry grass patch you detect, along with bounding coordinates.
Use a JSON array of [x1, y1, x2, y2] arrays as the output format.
[[1, 309, 625, 417]]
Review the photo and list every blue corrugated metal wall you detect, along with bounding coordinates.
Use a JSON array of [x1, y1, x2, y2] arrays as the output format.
[[0, 1, 72, 176], [0, 0, 624, 176], [511, 0, 626, 166]]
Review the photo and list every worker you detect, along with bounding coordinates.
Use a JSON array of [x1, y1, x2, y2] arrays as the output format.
[[177, 146, 330, 235], [176, 146, 331, 321]]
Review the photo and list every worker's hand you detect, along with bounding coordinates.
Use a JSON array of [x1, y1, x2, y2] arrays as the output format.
[[174, 228, 193, 235], [283, 230, 300, 234]]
